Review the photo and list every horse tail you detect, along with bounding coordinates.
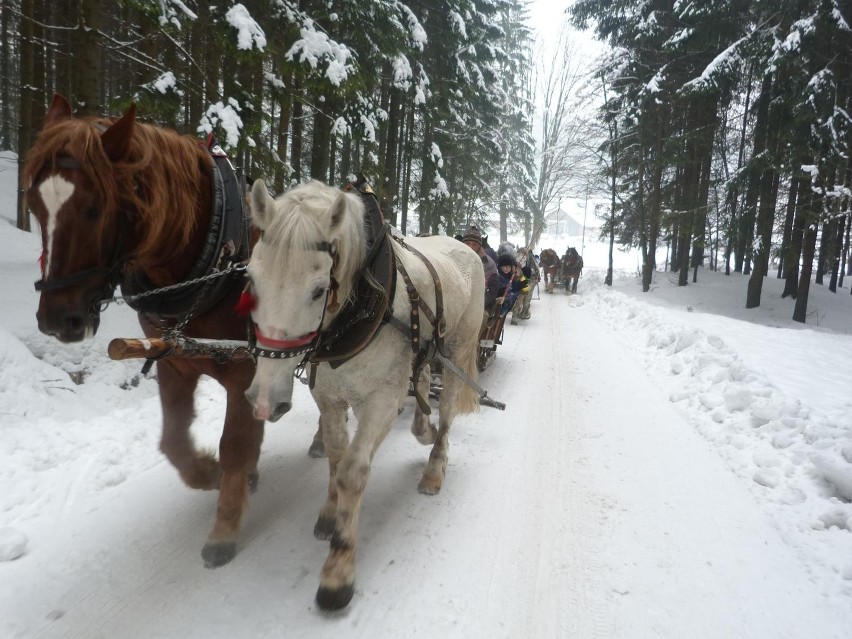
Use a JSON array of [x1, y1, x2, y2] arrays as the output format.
[[452, 320, 481, 415]]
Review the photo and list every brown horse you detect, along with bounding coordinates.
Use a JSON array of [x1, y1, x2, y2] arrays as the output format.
[[24, 94, 263, 567], [561, 247, 584, 293], [539, 248, 560, 293]]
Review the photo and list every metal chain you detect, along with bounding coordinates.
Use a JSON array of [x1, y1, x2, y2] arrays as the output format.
[[111, 262, 247, 306]]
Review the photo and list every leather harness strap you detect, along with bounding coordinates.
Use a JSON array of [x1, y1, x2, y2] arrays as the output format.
[[389, 235, 449, 415], [393, 237, 447, 354]]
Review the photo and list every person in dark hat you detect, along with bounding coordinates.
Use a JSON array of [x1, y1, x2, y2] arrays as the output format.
[[496, 253, 516, 270], [462, 226, 499, 309]]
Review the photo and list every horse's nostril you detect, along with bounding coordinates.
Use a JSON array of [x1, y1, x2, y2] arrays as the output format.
[[271, 402, 291, 421], [64, 314, 85, 334]]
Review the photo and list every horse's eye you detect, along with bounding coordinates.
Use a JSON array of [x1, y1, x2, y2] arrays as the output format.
[[311, 287, 325, 301], [85, 207, 99, 220]]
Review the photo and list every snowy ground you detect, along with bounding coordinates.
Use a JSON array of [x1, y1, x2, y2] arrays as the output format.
[[2, 149, 852, 637]]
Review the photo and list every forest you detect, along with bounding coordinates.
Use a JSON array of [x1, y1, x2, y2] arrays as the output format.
[[1, 0, 850, 322], [2, 0, 538, 242], [571, 0, 852, 320]]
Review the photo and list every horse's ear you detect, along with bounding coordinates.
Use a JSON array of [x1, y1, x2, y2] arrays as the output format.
[[249, 179, 276, 231], [44, 94, 72, 125], [100, 103, 136, 163], [329, 191, 349, 230]]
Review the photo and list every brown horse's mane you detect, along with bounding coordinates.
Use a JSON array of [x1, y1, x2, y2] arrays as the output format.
[[24, 115, 208, 266]]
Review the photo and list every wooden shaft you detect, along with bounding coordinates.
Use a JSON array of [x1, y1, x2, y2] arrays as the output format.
[[107, 337, 252, 362], [108, 338, 176, 361]]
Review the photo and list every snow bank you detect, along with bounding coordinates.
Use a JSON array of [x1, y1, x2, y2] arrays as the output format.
[[581, 270, 852, 592]]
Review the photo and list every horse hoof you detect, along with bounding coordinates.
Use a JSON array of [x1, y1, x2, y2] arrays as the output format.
[[418, 476, 443, 495], [314, 515, 335, 540], [316, 583, 354, 611], [414, 424, 437, 446], [248, 471, 260, 493], [202, 541, 237, 568], [308, 439, 326, 459]]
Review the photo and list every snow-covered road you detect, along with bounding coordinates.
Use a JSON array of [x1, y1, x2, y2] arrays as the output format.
[[2, 284, 850, 638]]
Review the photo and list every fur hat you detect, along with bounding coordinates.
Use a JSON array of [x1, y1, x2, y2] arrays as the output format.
[[497, 254, 516, 269], [497, 242, 518, 261], [461, 226, 482, 245], [522, 266, 532, 278]]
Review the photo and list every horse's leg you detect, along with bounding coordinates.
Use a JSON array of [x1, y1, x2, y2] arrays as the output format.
[[202, 375, 265, 567], [308, 417, 326, 458], [313, 398, 349, 541], [248, 420, 265, 493], [157, 361, 220, 490], [418, 359, 463, 495], [411, 364, 437, 445], [315, 396, 398, 611]]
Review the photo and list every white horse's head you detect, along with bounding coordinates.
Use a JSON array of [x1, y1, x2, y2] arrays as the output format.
[[244, 179, 365, 422]]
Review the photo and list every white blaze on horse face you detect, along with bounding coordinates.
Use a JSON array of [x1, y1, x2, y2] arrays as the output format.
[[38, 175, 75, 278]]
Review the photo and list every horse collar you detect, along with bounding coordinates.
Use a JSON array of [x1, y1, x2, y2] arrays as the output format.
[[120, 140, 249, 318], [310, 182, 397, 368]]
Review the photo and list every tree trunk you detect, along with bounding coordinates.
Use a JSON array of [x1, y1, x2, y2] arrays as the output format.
[[74, 0, 102, 115], [737, 75, 773, 274], [727, 67, 752, 274], [840, 213, 850, 289], [677, 101, 703, 287], [815, 219, 833, 285], [310, 102, 332, 181], [399, 99, 415, 234], [0, 0, 11, 149], [643, 114, 664, 291], [274, 82, 292, 191], [17, 0, 42, 232], [793, 185, 818, 323], [829, 215, 846, 292], [381, 87, 403, 225], [782, 176, 808, 298], [777, 178, 798, 278], [690, 99, 719, 283], [290, 94, 303, 183], [746, 158, 780, 307]]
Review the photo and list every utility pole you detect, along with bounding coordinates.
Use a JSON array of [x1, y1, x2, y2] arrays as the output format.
[[556, 199, 562, 253]]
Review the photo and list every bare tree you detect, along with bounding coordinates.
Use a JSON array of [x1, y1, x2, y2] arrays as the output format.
[[531, 22, 599, 249]]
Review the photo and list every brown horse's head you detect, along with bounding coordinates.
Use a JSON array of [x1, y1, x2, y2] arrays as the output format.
[[540, 248, 559, 270], [25, 95, 140, 342], [25, 94, 205, 342]]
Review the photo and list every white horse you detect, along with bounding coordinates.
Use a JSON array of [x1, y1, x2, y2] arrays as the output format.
[[244, 179, 484, 610]]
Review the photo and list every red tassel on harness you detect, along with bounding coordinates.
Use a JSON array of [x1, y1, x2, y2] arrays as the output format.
[[234, 291, 257, 317], [38, 251, 46, 275]]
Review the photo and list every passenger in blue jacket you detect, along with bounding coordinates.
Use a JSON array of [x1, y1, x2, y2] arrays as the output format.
[[495, 254, 524, 316]]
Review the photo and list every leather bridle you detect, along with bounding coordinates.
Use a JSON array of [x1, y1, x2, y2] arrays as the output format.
[[32, 157, 128, 317], [247, 241, 336, 362]]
